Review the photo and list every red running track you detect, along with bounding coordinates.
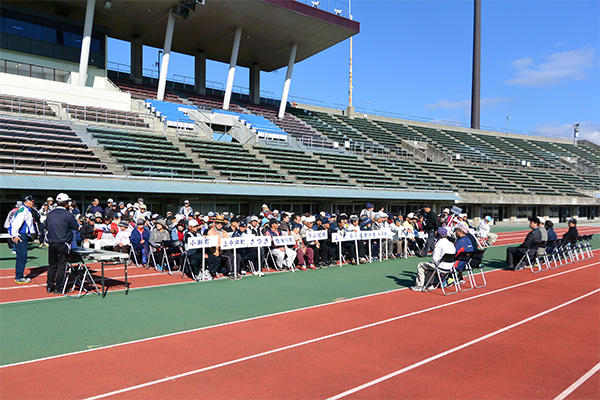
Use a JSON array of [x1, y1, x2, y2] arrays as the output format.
[[1, 226, 597, 304], [1, 251, 598, 399]]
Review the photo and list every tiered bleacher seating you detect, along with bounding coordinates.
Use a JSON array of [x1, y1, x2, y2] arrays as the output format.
[[88, 127, 209, 179], [488, 167, 559, 196], [146, 100, 195, 129], [215, 109, 287, 141], [312, 111, 374, 148], [550, 141, 600, 168], [0, 117, 109, 174], [314, 152, 400, 188], [64, 104, 148, 128], [454, 165, 525, 194], [240, 102, 334, 148], [179, 89, 246, 113], [0, 94, 56, 118], [256, 146, 349, 185], [288, 108, 348, 146], [110, 77, 181, 103], [336, 116, 403, 150], [441, 129, 505, 159], [372, 120, 425, 142], [179, 138, 293, 183], [410, 125, 483, 157]]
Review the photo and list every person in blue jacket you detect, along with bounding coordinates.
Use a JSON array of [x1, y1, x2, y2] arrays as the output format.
[[130, 219, 150, 266]]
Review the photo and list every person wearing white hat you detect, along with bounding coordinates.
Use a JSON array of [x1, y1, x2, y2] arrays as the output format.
[[179, 200, 193, 216], [478, 216, 498, 245], [44, 193, 80, 294]]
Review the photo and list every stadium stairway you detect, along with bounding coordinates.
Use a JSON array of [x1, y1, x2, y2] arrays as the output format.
[[68, 122, 126, 174]]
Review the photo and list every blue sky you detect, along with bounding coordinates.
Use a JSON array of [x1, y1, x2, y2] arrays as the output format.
[[107, 0, 599, 143]]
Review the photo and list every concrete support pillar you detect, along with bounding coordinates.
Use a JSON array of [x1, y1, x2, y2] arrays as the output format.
[[223, 28, 243, 110], [249, 63, 260, 104], [131, 35, 143, 84], [77, 0, 96, 86], [194, 50, 206, 95], [156, 10, 176, 101], [278, 43, 298, 119]]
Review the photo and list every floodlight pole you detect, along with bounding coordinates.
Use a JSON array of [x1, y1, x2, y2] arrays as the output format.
[[348, 0, 354, 116], [78, 0, 96, 86], [223, 28, 243, 111], [470, 0, 481, 130], [278, 43, 298, 119], [157, 11, 176, 101]]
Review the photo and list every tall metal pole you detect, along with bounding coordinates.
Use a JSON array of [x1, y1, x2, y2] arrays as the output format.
[[470, 0, 481, 130], [348, 0, 353, 110], [78, 0, 96, 86]]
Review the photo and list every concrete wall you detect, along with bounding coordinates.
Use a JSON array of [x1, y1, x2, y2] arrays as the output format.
[[0, 72, 131, 111]]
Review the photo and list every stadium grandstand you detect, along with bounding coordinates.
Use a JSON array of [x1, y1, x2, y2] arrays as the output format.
[[0, 0, 599, 225]]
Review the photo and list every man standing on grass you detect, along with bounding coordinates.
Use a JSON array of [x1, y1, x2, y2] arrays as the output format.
[[44, 193, 80, 294], [9, 195, 37, 284]]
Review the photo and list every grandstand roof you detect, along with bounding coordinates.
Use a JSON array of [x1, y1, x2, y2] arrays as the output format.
[[0, 176, 462, 202], [9, 0, 360, 72]]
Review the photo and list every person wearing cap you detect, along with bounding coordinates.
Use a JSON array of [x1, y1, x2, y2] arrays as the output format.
[[301, 216, 326, 267], [265, 219, 296, 270], [46, 197, 56, 211], [207, 216, 242, 277], [171, 221, 186, 242], [360, 203, 375, 221], [179, 200, 193, 217], [373, 212, 394, 259], [478, 216, 498, 246], [130, 219, 151, 267], [248, 216, 262, 236], [390, 218, 407, 258], [563, 218, 578, 243], [410, 227, 456, 291], [231, 220, 258, 274], [113, 221, 132, 254], [417, 204, 440, 258], [453, 223, 475, 272], [290, 223, 315, 269], [8, 195, 37, 284], [149, 219, 170, 267], [545, 220, 557, 243], [37, 202, 51, 247], [80, 214, 96, 248], [94, 215, 118, 250], [439, 208, 452, 227], [44, 193, 80, 294], [506, 216, 542, 271], [86, 198, 103, 216], [134, 204, 151, 222]]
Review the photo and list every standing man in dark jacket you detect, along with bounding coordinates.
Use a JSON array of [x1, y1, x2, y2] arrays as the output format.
[[44, 193, 80, 294], [417, 204, 440, 257], [506, 217, 542, 270]]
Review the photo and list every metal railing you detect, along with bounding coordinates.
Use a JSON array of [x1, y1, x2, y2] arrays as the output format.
[[65, 104, 154, 132]]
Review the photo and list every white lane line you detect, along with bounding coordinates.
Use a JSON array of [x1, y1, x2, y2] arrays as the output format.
[[2, 258, 597, 372], [553, 361, 600, 400], [69, 267, 599, 400], [327, 288, 600, 400]]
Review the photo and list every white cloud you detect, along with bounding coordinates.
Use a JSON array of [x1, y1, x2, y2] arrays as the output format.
[[505, 48, 596, 86], [554, 41, 567, 48], [534, 121, 600, 144], [425, 97, 514, 111]]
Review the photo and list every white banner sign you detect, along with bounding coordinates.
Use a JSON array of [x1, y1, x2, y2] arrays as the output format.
[[186, 235, 219, 250], [306, 230, 328, 241], [272, 236, 295, 246], [221, 237, 247, 250], [332, 231, 360, 243], [245, 236, 271, 248]]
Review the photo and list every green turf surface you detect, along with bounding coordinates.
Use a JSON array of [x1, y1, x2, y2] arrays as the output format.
[[1, 227, 597, 366], [0, 242, 48, 270]]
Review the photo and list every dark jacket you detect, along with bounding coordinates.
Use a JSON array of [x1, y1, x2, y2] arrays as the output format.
[[423, 210, 439, 232], [517, 227, 542, 249], [130, 227, 150, 251], [80, 222, 96, 240], [563, 226, 578, 242], [44, 207, 79, 244]]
